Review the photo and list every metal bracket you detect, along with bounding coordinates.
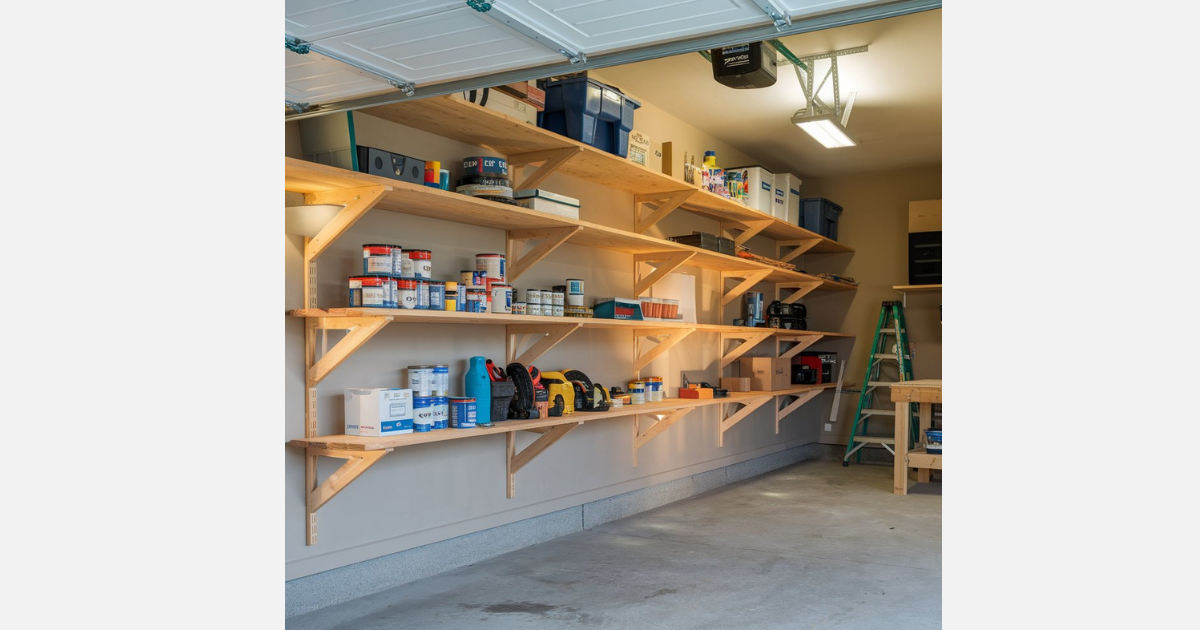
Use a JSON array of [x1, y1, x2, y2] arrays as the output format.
[[472, 2, 587, 64], [390, 80, 417, 97], [754, 1, 792, 30], [285, 37, 310, 55], [791, 46, 869, 120], [286, 101, 312, 114]]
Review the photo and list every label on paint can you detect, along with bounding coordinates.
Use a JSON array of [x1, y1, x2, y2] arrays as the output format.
[[527, 289, 544, 305], [529, 303, 543, 317], [396, 277, 419, 309], [513, 302, 526, 315], [432, 365, 449, 396], [408, 366, 434, 397], [476, 254, 506, 284], [552, 305, 564, 317], [416, 278, 430, 309], [433, 397, 448, 429], [551, 291, 565, 307], [412, 396, 436, 431], [362, 245, 397, 276], [449, 397, 477, 428], [427, 281, 445, 310], [465, 288, 488, 313], [407, 250, 432, 279], [349, 276, 390, 308], [490, 284, 512, 314]]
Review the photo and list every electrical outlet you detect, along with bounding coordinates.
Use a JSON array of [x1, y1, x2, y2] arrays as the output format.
[[825, 423, 832, 432]]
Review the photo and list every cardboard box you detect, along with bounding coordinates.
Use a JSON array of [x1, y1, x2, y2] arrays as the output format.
[[626, 130, 663, 172], [728, 165, 775, 215], [515, 189, 581, 220], [450, 88, 537, 125], [773, 173, 803, 224], [739, 357, 791, 392], [345, 388, 413, 436], [494, 81, 546, 109], [909, 199, 942, 233], [721, 377, 752, 392], [679, 386, 713, 399]]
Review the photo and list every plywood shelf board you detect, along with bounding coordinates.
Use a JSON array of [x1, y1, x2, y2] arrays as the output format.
[[893, 284, 943, 291]]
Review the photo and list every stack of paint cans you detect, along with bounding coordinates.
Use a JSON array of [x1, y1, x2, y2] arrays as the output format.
[[350, 244, 403, 308], [409, 365, 450, 432], [628, 380, 646, 405], [644, 376, 664, 402], [548, 286, 566, 317]]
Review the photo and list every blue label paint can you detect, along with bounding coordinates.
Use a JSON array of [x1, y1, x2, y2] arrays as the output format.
[[449, 397, 477, 428], [433, 397, 449, 429], [413, 396, 437, 431], [427, 281, 446, 311]]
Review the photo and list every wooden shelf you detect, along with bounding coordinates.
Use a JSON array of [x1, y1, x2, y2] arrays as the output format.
[[893, 284, 942, 292], [287, 158, 856, 290], [361, 96, 851, 255], [906, 448, 942, 470]]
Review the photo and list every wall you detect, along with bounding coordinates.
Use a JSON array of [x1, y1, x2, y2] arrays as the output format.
[[284, 91, 849, 583], [798, 167, 942, 445]]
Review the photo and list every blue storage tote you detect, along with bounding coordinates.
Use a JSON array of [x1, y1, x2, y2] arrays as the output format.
[[539, 76, 641, 158], [799, 197, 843, 240]]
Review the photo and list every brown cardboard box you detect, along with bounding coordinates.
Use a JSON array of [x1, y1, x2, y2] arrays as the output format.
[[908, 199, 942, 233], [739, 357, 791, 392], [721, 377, 752, 392]]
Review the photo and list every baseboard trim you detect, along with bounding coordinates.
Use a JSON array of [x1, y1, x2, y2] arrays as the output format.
[[287, 441, 827, 618]]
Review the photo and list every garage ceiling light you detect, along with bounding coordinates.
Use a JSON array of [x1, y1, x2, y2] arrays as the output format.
[[792, 113, 856, 148], [787, 46, 866, 149]]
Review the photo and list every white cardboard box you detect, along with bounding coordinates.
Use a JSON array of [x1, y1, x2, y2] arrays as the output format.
[[728, 165, 775, 215], [450, 89, 537, 125], [515, 189, 581, 220], [345, 388, 413, 436], [773, 173, 803, 225], [627, 130, 663, 172]]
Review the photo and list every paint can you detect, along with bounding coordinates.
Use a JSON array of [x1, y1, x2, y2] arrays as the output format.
[[348, 275, 390, 308], [416, 278, 430, 309], [528, 302, 544, 317], [362, 244, 399, 276], [444, 281, 458, 311], [405, 249, 432, 279], [646, 376, 663, 402], [512, 302, 526, 315], [439, 169, 450, 191], [395, 277, 418, 309], [527, 288, 544, 306], [490, 284, 513, 314], [408, 365, 435, 397], [449, 397, 477, 428], [551, 291, 565, 307], [629, 381, 645, 405], [432, 365, 450, 396], [476, 254, 506, 283], [433, 396, 449, 429], [552, 304, 564, 317], [461, 269, 487, 289], [427, 280, 446, 310], [465, 288, 488, 313], [567, 278, 585, 306], [413, 396, 436, 432]]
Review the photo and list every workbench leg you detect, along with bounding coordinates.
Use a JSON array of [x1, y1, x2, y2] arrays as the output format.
[[917, 402, 933, 483], [894, 399, 909, 495]]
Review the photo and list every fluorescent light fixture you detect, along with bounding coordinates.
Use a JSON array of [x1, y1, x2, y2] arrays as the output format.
[[791, 113, 856, 148]]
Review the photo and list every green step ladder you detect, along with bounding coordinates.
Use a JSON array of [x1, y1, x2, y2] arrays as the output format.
[[843, 301, 918, 466]]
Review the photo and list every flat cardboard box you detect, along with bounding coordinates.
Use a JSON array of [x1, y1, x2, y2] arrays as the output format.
[[739, 357, 791, 392], [909, 199, 942, 232], [345, 388, 413, 436], [721, 377, 752, 392]]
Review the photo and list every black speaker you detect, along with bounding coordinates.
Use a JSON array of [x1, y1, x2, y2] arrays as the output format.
[[356, 146, 424, 185], [908, 231, 942, 285]]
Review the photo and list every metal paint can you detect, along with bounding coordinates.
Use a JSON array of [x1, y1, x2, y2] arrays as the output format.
[[449, 397, 477, 428], [465, 288, 488, 313], [528, 303, 543, 317], [362, 244, 398, 276], [444, 281, 458, 311], [490, 284, 513, 314], [646, 377, 663, 402], [567, 278, 585, 306], [416, 278, 430, 309], [408, 365, 434, 397], [551, 291, 565, 307], [527, 289, 544, 305], [512, 302, 526, 315], [432, 365, 449, 396], [629, 381, 645, 405], [348, 275, 390, 308], [427, 280, 445, 310], [552, 304, 564, 317], [433, 397, 449, 429], [406, 249, 432, 279], [461, 269, 487, 289], [413, 396, 436, 432], [395, 277, 418, 309], [476, 253, 506, 283]]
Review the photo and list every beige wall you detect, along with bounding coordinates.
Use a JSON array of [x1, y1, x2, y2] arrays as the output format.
[[799, 167, 942, 445]]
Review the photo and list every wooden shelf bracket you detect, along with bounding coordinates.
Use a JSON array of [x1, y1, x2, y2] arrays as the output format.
[[775, 389, 824, 434], [508, 147, 584, 191], [777, 333, 826, 360], [775, 238, 823, 264], [720, 219, 776, 246], [506, 323, 582, 365], [634, 189, 697, 233], [633, 251, 696, 296], [301, 184, 389, 308], [632, 408, 694, 466], [721, 269, 774, 306], [718, 395, 773, 447], [633, 327, 696, 373], [777, 280, 824, 304], [306, 316, 393, 386], [305, 447, 392, 545], [719, 330, 775, 369], [506, 422, 581, 498], [506, 226, 581, 284]]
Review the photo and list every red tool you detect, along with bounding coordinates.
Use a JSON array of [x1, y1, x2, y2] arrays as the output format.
[[485, 359, 507, 382]]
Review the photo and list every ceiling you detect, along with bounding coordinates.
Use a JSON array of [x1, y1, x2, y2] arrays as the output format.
[[597, 9, 941, 179]]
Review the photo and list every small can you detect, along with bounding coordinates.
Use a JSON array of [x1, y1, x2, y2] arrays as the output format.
[[449, 397, 477, 428], [490, 284, 513, 314], [552, 304, 564, 317], [527, 288, 544, 305], [465, 287, 488, 313], [439, 169, 450, 191], [529, 303, 544, 317], [348, 275, 390, 308], [445, 281, 458, 311], [362, 244, 398, 276], [396, 277, 419, 309], [647, 377, 663, 402], [413, 396, 436, 431], [432, 397, 449, 430], [427, 280, 446, 310], [513, 302, 527, 315], [432, 365, 449, 396], [629, 382, 645, 405], [416, 278, 430, 309], [476, 254, 506, 284], [408, 365, 434, 397], [567, 278, 585, 298], [406, 249, 433, 279], [551, 291, 565, 307]]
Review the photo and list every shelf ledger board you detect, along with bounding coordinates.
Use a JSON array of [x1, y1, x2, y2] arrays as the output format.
[[360, 96, 851, 254]]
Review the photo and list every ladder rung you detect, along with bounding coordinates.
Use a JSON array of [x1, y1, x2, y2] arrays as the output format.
[[872, 354, 911, 360], [860, 409, 896, 416], [852, 436, 895, 444], [867, 381, 901, 387]]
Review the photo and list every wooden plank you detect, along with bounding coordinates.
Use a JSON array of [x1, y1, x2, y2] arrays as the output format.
[[776, 239, 822, 263], [508, 323, 581, 366], [721, 269, 774, 306], [634, 328, 695, 372], [307, 448, 391, 513], [303, 185, 389, 262], [775, 389, 823, 433], [722, 219, 776, 246], [633, 251, 696, 296], [635, 189, 697, 233], [719, 331, 774, 369], [510, 147, 584, 190], [507, 422, 580, 498], [506, 226, 580, 283], [307, 317, 391, 385], [907, 449, 942, 470], [894, 395, 911, 495], [892, 284, 943, 292], [890, 381, 943, 404], [917, 401, 934, 483], [718, 396, 772, 447]]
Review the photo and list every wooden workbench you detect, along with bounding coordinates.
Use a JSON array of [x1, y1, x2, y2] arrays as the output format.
[[891, 379, 942, 495]]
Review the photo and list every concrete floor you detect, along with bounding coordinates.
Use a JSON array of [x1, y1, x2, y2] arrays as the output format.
[[288, 459, 941, 629]]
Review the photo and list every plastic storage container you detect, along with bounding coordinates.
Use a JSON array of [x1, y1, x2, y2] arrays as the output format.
[[924, 429, 942, 454], [539, 76, 641, 158], [799, 197, 843, 240]]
